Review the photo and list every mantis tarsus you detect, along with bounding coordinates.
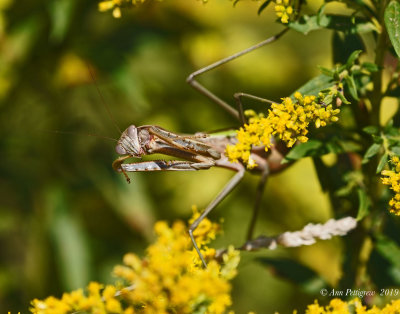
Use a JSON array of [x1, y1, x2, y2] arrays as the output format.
[[113, 29, 290, 267]]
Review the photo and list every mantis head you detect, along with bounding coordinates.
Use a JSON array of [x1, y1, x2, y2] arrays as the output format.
[[115, 125, 148, 157]]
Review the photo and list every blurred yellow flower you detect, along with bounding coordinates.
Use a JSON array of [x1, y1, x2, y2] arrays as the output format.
[[98, 0, 159, 18], [98, 0, 295, 23], [30, 211, 240, 314], [302, 298, 400, 313]]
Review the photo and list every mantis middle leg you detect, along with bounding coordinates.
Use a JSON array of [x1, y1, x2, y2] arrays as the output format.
[[189, 168, 245, 267]]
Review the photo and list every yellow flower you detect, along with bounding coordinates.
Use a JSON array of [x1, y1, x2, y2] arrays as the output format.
[[381, 156, 400, 215], [98, 0, 156, 17], [30, 211, 240, 314], [226, 92, 340, 168], [87, 281, 102, 296], [98, 0, 115, 12], [274, 0, 294, 23], [113, 7, 121, 18], [300, 298, 400, 313]]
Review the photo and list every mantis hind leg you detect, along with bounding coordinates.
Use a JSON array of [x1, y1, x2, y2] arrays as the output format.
[[186, 29, 288, 124], [234, 92, 280, 125]]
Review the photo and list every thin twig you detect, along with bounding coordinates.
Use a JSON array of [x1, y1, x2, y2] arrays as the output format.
[[215, 216, 357, 258]]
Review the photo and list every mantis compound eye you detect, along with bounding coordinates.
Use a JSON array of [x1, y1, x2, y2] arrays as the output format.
[[115, 144, 126, 155]]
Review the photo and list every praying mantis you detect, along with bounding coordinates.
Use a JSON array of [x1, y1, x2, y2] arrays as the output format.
[[112, 29, 290, 267]]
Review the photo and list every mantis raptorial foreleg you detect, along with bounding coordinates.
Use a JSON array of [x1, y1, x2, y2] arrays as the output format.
[[114, 124, 220, 184], [113, 155, 134, 183], [147, 126, 220, 159], [120, 160, 211, 172]]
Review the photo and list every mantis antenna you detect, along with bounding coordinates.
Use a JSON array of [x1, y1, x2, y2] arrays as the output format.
[[86, 63, 122, 135], [47, 129, 117, 142]]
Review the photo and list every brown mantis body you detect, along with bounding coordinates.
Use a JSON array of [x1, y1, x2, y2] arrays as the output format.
[[112, 29, 290, 267], [112, 124, 289, 266]]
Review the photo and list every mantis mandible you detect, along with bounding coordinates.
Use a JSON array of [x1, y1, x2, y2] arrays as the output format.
[[112, 29, 290, 267]]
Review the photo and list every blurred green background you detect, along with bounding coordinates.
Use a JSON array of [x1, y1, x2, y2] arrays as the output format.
[[0, 0, 346, 312]]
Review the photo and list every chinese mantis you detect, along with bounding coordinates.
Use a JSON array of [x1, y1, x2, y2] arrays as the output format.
[[112, 29, 290, 267]]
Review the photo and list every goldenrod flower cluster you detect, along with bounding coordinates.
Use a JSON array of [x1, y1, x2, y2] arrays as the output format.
[[98, 0, 155, 18], [226, 92, 340, 169], [302, 298, 400, 313], [30, 212, 240, 314], [31, 282, 127, 314], [381, 156, 400, 215], [274, 0, 294, 24]]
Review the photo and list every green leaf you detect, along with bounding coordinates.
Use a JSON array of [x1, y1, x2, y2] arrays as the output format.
[[339, 140, 363, 152], [322, 137, 361, 154], [289, 14, 377, 35], [385, 0, 400, 58], [377, 153, 389, 173], [375, 235, 400, 268], [385, 119, 395, 131], [356, 188, 370, 220], [46, 187, 90, 290], [318, 66, 335, 77], [329, 15, 378, 33], [391, 146, 400, 155], [258, 258, 328, 294], [337, 91, 351, 105], [388, 138, 400, 146], [371, 135, 384, 144], [294, 74, 334, 96], [316, 3, 327, 23], [335, 171, 363, 196], [257, 0, 272, 15], [362, 143, 381, 164], [284, 140, 323, 162], [48, 0, 76, 43], [289, 15, 323, 34], [355, 21, 380, 34], [362, 62, 379, 72], [346, 50, 362, 68], [344, 75, 359, 100], [363, 126, 379, 134]]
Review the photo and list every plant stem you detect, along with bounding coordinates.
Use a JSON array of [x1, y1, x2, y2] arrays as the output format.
[[351, 0, 389, 290], [370, 0, 389, 126]]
